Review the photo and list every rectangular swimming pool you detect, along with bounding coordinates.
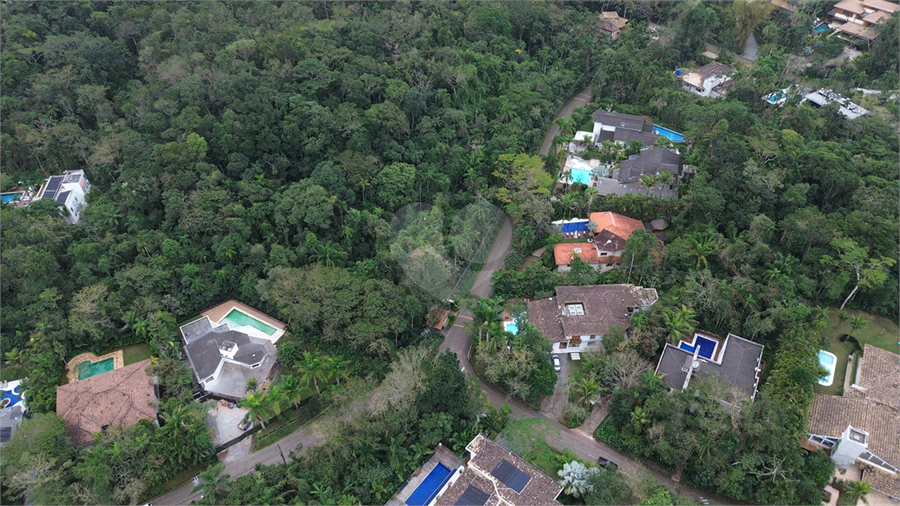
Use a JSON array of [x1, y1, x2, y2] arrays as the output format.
[[78, 358, 115, 380], [220, 308, 277, 336], [406, 463, 453, 506], [653, 125, 685, 143], [679, 335, 717, 360]]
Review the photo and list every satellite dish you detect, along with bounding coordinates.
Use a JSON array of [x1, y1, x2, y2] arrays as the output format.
[[692, 361, 700, 369]]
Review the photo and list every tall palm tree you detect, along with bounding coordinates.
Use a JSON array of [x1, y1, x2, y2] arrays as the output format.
[[838, 479, 872, 505], [310, 241, 347, 268], [657, 171, 674, 198], [471, 298, 503, 342], [266, 384, 287, 417], [640, 174, 658, 197], [239, 391, 272, 430], [297, 351, 331, 395], [279, 373, 304, 408], [192, 463, 232, 502], [687, 235, 719, 270]]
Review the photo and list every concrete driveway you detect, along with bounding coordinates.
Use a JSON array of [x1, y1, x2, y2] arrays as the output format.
[[540, 353, 571, 421]]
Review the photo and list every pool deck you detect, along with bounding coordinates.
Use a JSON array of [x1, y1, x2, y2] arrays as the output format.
[[387, 444, 463, 506], [65, 350, 124, 383]]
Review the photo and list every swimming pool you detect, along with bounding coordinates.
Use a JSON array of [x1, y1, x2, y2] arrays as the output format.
[[1, 192, 23, 204], [220, 308, 277, 336], [504, 321, 519, 335], [653, 125, 685, 143], [406, 463, 453, 506], [78, 358, 115, 380], [818, 350, 837, 386], [0, 385, 23, 409], [812, 23, 830, 34], [564, 157, 595, 185], [678, 335, 718, 360]]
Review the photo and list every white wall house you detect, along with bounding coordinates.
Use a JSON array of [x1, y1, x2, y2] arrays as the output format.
[[34, 169, 91, 225]]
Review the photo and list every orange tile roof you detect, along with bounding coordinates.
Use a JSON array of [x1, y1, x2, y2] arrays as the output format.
[[553, 243, 600, 265], [589, 212, 644, 236], [56, 359, 156, 445]]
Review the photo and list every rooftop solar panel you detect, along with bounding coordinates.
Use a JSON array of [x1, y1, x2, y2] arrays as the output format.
[[491, 459, 531, 493], [455, 484, 490, 506], [43, 176, 63, 200], [55, 190, 71, 204]]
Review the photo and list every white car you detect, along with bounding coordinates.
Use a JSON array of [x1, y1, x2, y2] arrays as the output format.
[[552, 354, 561, 372]]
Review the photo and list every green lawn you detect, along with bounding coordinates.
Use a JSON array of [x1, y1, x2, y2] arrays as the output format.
[[122, 343, 152, 365], [0, 365, 26, 381], [814, 309, 900, 396]]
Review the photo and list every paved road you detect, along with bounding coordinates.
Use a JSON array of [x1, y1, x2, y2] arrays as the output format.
[[538, 87, 593, 156], [705, 42, 754, 67]]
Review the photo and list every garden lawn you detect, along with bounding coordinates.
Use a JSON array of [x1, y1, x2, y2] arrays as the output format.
[[814, 309, 900, 396], [122, 343, 152, 365]]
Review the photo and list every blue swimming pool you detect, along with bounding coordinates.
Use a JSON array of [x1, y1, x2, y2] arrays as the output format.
[[0, 386, 23, 409], [406, 463, 453, 506], [1, 192, 22, 204], [818, 350, 837, 386], [653, 125, 685, 143], [504, 321, 519, 335], [812, 23, 830, 34], [561, 221, 589, 233], [766, 92, 786, 104], [565, 157, 595, 185], [679, 335, 717, 360]]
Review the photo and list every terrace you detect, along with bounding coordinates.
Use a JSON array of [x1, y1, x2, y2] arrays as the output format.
[[387, 444, 463, 506]]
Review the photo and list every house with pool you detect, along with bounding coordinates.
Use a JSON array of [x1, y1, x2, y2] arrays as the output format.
[[806, 344, 900, 501], [654, 331, 764, 403], [528, 284, 658, 357], [680, 62, 736, 98], [181, 300, 287, 401], [56, 359, 157, 446]]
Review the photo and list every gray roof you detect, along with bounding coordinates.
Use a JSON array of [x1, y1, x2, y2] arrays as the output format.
[[655, 333, 764, 402], [185, 330, 273, 380], [612, 128, 660, 146], [592, 111, 647, 132], [527, 285, 657, 342], [615, 149, 682, 183], [180, 317, 213, 345]]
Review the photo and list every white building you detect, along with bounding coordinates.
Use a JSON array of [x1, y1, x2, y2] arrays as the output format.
[[34, 169, 91, 225]]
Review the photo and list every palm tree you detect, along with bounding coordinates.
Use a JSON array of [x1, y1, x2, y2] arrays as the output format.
[[266, 384, 287, 417], [279, 374, 305, 408], [640, 174, 658, 197], [662, 305, 698, 344], [570, 376, 600, 407], [471, 298, 503, 342], [325, 355, 352, 385], [687, 234, 719, 270], [297, 351, 331, 395], [310, 241, 347, 267], [245, 377, 259, 393], [848, 315, 867, 338], [239, 391, 272, 430], [192, 463, 232, 502], [838, 479, 872, 505]]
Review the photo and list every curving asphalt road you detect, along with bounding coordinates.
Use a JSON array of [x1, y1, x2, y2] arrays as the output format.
[[538, 87, 593, 156]]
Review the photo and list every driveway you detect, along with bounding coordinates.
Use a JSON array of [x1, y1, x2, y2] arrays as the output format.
[[539, 353, 570, 421], [538, 87, 593, 156]]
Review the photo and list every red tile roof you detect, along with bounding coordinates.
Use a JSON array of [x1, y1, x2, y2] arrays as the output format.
[[553, 243, 600, 266], [589, 212, 644, 251], [56, 359, 156, 445]]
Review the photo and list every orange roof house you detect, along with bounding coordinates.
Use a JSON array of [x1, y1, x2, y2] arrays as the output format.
[[554, 243, 600, 267], [56, 359, 157, 445], [589, 212, 644, 252]]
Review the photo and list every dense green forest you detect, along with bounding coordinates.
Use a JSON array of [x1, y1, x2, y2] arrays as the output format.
[[1, 1, 898, 505]]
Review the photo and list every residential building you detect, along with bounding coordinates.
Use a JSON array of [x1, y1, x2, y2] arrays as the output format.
[[614, 148, 683, 187], [806, 345, 900, 500], [528, 284, 658, 355], [180, 300, 287, 401], [55, 359, 157, 446], [654, 332, 765, 403], [831, 0, 899, 42], [434, 434, 563, 506], [553, 243, 604, 272], [681, 62, 736, 98], [590, 211, 644, 257], [598, 11, 628, 41], [34, 169, 91, 225], [801, 89, 869, 119], [591, 111, 660, 147]]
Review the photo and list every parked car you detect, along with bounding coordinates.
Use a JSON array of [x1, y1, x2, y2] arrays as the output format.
[[597, 456, 617, 468], [551, 354, 561, 372]]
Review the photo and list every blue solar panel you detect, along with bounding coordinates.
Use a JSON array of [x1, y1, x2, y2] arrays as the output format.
[[43, 176, 63, 200], [55, 190, 71, 204], [491, 460, 530, 493]]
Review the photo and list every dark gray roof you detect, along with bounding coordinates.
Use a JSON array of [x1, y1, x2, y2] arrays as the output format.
[[655, 333, 764, 402], [55, 190, 71, 204], [592, 111, 647, 132], [615, 149, 682, 183], [185, 330, 273, 380], [597, 129, 615, 142], [180, 317, 214, 345], [612, 128, 660, 146]]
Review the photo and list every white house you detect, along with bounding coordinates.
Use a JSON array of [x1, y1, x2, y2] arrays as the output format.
[[34, 169, 91, 225]]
